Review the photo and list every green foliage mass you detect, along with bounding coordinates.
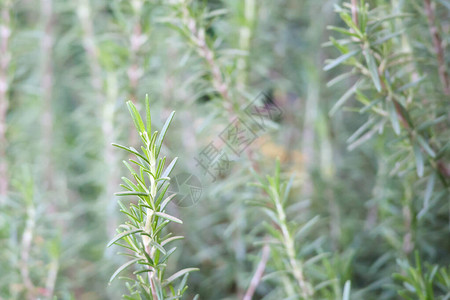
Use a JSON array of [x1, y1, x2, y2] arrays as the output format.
[[0, 0, 448, 299]]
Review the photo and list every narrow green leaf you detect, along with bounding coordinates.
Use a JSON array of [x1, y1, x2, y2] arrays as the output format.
[[123, 161, 137, 177], [176, 273, 189, 295], [372, 29, 405, 46], [160, 194, 177, 211], [347, 117, 376, 144], [133, 174, 149, 194], [115, 191, 148, 197], [154, 220, 170, 237], [324, 49, 360, 71], [163, 268, 199, 287], [413, 143, 424, 177], [155, 212, 183, 224], [130, 159, 151, 173], [262, 207, 280, 227], [142, 246, 155, 266], [368, 13, 414, 28], [119, 184, 132, 191], [160, 247, 177, 264], [387, 99, 400, 135], [340, 12, 363, 37], [329, 81, 359, 116], [282, 175, 294, 203], [156, 111, 176, 157], [161, 157, 178, 179], [327, 71, 354, 87], [127, 100, 145, 133], [417, 115, 447, 132], [112, 143, 150, 164], [328, 36, 351, 53], [359, 98, 383, 114], [156, 177, 170, 183], [327, 26, 361, 38], [424, 174, 436, 206], [295, 216, 320, 241], [109, 258, 140, 283], [155, 184, 170, 207], [364, 50, 382, 92], [122, 177, 139, 191], [134, 269, 152, 275], [396, 76, 426, 92], [107, 229, 143, 247], [161, 236, 184, 247], [150, 240, 167, 255], [417, 135, 436, 158], [156, 156, 167, 178], [348, 120, 385, 151], [418, 173, 436, 219]]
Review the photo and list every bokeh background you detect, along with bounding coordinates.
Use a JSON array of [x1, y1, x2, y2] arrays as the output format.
[[0, 0, 449, 299]]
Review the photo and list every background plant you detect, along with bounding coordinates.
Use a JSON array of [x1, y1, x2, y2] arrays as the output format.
[[0, 0, 448, 299]]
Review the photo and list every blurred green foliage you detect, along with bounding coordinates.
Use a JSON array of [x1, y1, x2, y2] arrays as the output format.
[[0, 0, 448, 299]]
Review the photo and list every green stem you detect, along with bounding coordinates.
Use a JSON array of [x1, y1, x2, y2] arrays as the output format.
[[274, 193, 311, 299]]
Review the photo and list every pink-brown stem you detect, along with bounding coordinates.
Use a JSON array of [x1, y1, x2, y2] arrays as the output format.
[[243, 244, 270, 300], [424, 0, 450, 95], [351, 0, 358, 27], [0, 3, 11, 199], [182, 5, 234, 116], [181, 4, 261, 173]]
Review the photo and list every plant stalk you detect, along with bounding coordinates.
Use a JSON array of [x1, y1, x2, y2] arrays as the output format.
[[274, 193, 311, 299], [40, 0, 54, 190], [423, 0, 450, 95], [243, 244, 270, 300], [0, 2, 11, 200]]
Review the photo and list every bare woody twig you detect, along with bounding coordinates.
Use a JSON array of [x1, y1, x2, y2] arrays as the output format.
[[243, 244, 270, 300], [424, 0, 450, 95]]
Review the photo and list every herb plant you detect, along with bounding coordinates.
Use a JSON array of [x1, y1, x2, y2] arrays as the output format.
[[108, 97, 198, 299], [325, 1, 449, 299], [1, 0, 449, 299], [251, 161, 313, 299], [251, 161, 352, 299]]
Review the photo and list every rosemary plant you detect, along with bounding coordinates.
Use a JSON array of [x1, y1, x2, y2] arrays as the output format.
[[394, 252, 450, 300], [325, 1, 449, 298], [324, 0, 449, 185], [251, 161, 354, 299], [251, 161, 313, 299], [108, 97, 198, 299]]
